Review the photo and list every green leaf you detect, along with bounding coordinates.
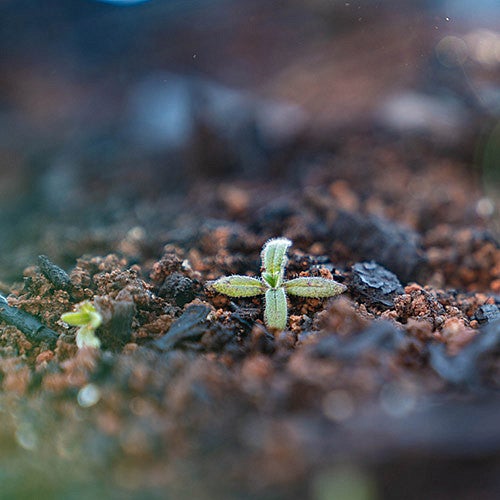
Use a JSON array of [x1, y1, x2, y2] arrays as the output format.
[[209, 275, 265, 297], [264, 288, 288, 330], [61, 301, 102, 328], [80, 302, 102, 328], [261, 238, 291, 284], [284, 277, 347, 298], [61, 301, 102, 350], [262, 272, 278, 288], [61, 311, 91, 326]]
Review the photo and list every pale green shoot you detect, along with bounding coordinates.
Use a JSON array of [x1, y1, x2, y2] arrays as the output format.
[[208, 238, 346, 331], [61, 301, 102, 349]]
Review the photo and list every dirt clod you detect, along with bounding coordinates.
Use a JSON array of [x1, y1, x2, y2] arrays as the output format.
[[350, 261, 404, 309]]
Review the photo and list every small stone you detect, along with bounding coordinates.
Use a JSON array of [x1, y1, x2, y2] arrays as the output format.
[[159, 273, 195, 307], [350, 261, 404, 309], [474, 304, 500, 325]]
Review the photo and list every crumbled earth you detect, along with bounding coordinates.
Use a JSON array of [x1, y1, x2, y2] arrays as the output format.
[[1, 130, 500, 498]]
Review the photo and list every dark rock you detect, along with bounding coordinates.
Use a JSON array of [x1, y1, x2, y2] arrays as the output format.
[[474, 304, 500, 325], [331, 210, 425, 282], [0, 294, 59, 347], [38, 255, 72, 291], [159, 272, 195, 307], [153, 303, 212, 351], [350, 261, 404, 309]]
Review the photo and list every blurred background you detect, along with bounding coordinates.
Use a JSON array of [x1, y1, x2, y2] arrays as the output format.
[[1, 0, 500, 278]]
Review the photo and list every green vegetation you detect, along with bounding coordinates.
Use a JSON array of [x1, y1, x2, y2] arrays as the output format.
[[209, 238, 346, 330], [61, 301, 102, 349]]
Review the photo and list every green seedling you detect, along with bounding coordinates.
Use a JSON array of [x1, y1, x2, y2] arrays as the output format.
[[209, 238, 346, 331], [61, 301, 102, 349]]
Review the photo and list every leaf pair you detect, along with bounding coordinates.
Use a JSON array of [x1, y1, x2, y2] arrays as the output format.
[[209, 238, 346, 331]]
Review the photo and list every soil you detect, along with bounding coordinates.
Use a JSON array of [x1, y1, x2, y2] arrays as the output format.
[[1, 128, 500, 499], [2, 2, 500, 499]]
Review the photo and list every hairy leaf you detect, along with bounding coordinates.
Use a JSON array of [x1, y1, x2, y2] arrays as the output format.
[[261, 238, 291, 281], [210, 275, 265, 297], [284, 277, 347, 298], [264, 288, 288, 330], [262, 271, 278, 288]]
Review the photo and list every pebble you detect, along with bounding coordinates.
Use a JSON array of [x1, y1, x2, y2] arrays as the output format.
[[159, 272, 195, 307], [350, 261, 404, 309], [474, 304, 500, 325]]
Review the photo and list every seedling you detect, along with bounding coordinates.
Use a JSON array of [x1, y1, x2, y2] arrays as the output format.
[[209, 238, 346, 330], [61, 301, 102, 349]]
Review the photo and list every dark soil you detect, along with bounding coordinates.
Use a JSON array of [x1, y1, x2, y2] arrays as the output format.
[[1, 129, 500, 499], [2, 2, 500, 499]]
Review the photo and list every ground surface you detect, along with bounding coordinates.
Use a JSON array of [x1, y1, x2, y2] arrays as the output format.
[[1, 128, 500, 499]]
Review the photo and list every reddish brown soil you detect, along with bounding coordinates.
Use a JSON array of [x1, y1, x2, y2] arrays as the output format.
[[1, 130, 500, 499]]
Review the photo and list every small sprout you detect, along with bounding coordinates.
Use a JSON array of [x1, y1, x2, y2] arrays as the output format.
[[208, 237, 346, 331], [61, 301, 102, 349]]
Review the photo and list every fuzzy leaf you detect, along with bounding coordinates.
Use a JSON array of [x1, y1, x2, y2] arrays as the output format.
[[264, 288, 288, 330], [262, 271, 278, 288], [210, 275, 265, 297], [284, 277, 347, 298], [261, 238, 291, 281]]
